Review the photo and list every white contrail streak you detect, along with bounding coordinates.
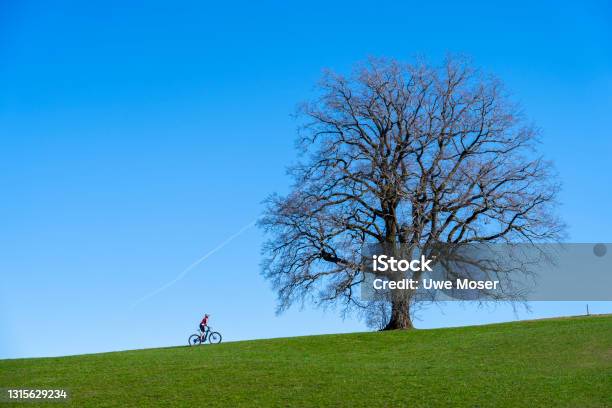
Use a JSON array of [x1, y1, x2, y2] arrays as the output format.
[[132, 219, 258, 307]]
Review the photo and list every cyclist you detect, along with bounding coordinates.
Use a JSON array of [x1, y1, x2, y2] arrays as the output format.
[[199, 314, 210, 341]]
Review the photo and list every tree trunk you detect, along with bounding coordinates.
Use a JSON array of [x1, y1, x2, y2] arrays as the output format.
[[382, 297, 413, 330]]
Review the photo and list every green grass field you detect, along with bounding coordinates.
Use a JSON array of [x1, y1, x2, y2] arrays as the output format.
[[1, 315, 611, 407]]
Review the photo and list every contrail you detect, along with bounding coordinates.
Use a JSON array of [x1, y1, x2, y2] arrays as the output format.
[[132, 219, 258, 307]]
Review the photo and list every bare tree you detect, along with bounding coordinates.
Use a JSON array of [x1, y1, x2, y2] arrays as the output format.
[[259, 56, 563, 329]]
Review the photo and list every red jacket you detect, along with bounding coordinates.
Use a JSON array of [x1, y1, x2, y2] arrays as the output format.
[[201, 316, 209, 326]]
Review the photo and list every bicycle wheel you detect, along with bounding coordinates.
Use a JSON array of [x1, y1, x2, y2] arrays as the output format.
[[188, 334, 201, 346], [208, 331, 222, 344]]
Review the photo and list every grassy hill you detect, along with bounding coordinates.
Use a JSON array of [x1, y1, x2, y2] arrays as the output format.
[[1, 315, 611, 407]]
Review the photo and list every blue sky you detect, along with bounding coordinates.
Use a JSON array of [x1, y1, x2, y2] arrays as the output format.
[[0, 0, 611, 359]]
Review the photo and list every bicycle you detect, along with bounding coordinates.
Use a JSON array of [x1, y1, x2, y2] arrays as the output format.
[[188, 326, 222, 346]]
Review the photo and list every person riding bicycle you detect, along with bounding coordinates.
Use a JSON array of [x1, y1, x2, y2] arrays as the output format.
[[188, 313, 221, 346], [199, 314, 210, 340]]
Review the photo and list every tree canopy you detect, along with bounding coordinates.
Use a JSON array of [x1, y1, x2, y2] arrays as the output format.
[[260, 56, 563, 329]]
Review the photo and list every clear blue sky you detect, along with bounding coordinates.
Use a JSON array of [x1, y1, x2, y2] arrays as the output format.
[[1, 0, 611, 359]]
